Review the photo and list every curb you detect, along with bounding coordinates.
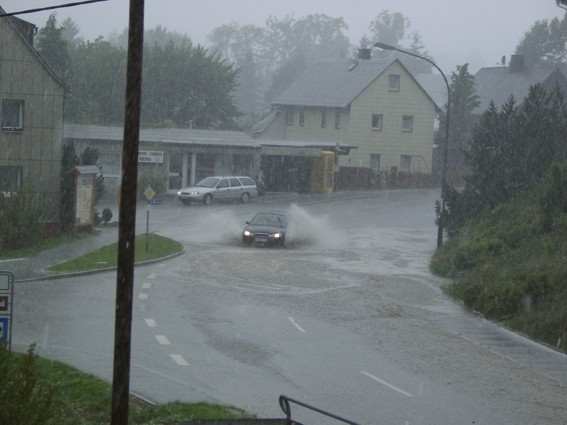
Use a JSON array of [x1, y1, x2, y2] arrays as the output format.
[[14, 250, 186, 283]]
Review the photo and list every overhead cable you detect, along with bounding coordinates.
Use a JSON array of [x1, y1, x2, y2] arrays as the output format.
[[0, 0, 109, 18]]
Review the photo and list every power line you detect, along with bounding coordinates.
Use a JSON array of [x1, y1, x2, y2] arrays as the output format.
[[0, 0, 109, 18]]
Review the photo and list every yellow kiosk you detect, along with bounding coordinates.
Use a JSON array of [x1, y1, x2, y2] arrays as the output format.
[[310, 151, 335, 193]]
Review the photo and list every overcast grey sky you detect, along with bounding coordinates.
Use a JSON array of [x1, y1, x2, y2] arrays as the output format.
[[2, 0, 566, 73]]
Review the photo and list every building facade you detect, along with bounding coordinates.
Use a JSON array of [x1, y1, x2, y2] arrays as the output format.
[[253, 52, 439, 189], [0, 12, 66, 220], [65, 125, 262, 199]]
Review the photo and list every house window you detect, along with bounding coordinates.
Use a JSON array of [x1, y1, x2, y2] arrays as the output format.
[[321, 110, 327, 128], [2, 99, 24, 131], [371, 114, 383, 130], [370, 154, 381, 172], [299, 109, 305, 126], [389, 74, 400, 92], [0, 166, 22, 193], [400, 155, 412, 172], [402, 115, 413, 132], [286, 108, 294, 126], [335, 110, 341, 129]]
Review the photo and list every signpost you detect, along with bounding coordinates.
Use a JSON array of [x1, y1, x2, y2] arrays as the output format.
[[0, 271, 14, 351], [143, 186, 157, 252]]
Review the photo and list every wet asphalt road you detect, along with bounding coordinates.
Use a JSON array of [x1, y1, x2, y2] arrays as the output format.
[[10, 189, 567, 425]]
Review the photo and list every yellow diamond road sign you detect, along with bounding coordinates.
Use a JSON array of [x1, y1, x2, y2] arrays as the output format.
[[144, 186, 155, 202]]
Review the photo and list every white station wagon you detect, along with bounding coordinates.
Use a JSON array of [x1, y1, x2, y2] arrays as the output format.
[[177, 175, 258, 206]]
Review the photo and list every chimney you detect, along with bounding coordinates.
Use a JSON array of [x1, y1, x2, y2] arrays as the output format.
[[358, 48, 371, 60], [509, 55, 525, 73]]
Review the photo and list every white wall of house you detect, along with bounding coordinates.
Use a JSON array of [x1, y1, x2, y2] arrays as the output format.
[[257, 61, 436, 176], [347, 61, 436, 173]]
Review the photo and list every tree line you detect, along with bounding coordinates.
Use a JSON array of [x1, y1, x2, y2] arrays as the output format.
[[440, 12, 567, 234], [35, 11, 433, 129]]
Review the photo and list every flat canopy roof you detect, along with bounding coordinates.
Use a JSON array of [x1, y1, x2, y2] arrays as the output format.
[[258, 140, 356, 156]]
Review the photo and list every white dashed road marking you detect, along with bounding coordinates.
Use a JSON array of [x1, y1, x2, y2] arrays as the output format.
[[170, 354, 189, 366], [142, 282, 152, 289], [155, 335, 170, 345], [139, 293, 148, 300], [288, 316, 306, 333], [361, 371, 414, 397], [144, 318, 157, 328]]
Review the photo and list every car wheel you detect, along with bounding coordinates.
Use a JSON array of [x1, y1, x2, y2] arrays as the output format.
[[203, 194, 212, 206], [240, 192, 250, 203], [181, 199, 190, 206]]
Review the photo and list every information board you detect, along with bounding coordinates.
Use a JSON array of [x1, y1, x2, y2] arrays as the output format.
[[0, 271, 14, 350]]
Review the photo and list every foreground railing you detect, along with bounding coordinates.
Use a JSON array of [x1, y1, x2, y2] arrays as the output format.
[[279, 395, 361, 425], [185, 394, 361, 425]]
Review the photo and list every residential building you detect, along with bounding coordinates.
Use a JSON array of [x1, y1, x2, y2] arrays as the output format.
[[252, 49, 439, 190], [473, 55, 567, 115], [0, 10, 66, 222], [444, 55, 567, 182]]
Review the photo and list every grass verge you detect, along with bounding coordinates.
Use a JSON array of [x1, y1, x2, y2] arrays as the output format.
[[0, 233, 89, 260], [46, 233, 183, 274], [431, 199, 567, 353], [1, 345, 251, 425]]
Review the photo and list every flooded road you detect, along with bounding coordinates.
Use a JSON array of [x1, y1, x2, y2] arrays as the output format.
[[12, 189, 567, 424]]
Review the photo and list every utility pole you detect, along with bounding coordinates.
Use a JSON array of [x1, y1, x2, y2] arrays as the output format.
[[110, 1, 144, 424]]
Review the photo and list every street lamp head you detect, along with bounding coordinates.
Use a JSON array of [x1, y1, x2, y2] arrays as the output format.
[[373, 42, 396, 51]]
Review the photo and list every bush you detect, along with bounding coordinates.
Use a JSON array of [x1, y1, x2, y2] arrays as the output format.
[[455, 271, 553, 320], [0, 344, 56, 425], [102, 207, 113, 223], [538, 161, 567, 231], [453, 238, 508, 272], [0, 192, 48, 250]]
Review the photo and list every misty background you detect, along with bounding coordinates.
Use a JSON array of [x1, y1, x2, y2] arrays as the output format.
[[4, 0, 565, 73]]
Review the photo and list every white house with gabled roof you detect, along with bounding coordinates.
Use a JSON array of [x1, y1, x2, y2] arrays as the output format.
[[252, 49, 439, 189]]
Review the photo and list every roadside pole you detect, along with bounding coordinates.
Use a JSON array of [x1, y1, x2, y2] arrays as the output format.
[[110, 1, 144, 424]]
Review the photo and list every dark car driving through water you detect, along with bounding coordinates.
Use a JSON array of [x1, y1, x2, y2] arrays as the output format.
[[242, 212, 288, 247]]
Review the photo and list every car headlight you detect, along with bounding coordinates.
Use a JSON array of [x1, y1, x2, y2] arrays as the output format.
[[190, 191, 199, 196], [177, 190, 182, 196], [243, 230, 252, 236], [271, 232, 282, 238]]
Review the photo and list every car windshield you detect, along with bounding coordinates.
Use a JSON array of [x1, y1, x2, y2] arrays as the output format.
[[195, 177, 220, 188], [250, 213, 287, 227]]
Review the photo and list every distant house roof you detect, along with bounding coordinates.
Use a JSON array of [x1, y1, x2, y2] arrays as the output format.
[[271, 58, 438, 109], [473, 59, 567, 114], [64, 124, 261, 149]]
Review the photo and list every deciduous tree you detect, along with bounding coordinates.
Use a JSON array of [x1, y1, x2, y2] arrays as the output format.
[[515, 13, 567, 67]]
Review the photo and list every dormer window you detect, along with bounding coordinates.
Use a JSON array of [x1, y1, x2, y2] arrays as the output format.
[[389, 74, 400, 92]]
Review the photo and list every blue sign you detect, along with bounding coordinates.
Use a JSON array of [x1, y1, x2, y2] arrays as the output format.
[[0, 316, 9, 344], [149, 199, 163, 205]]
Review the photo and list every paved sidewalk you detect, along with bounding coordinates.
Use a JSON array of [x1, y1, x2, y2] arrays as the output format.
[[1, 226, 119, 282]]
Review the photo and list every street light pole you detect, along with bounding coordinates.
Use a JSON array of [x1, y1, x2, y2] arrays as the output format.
[[373, 42, 450, 248]]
